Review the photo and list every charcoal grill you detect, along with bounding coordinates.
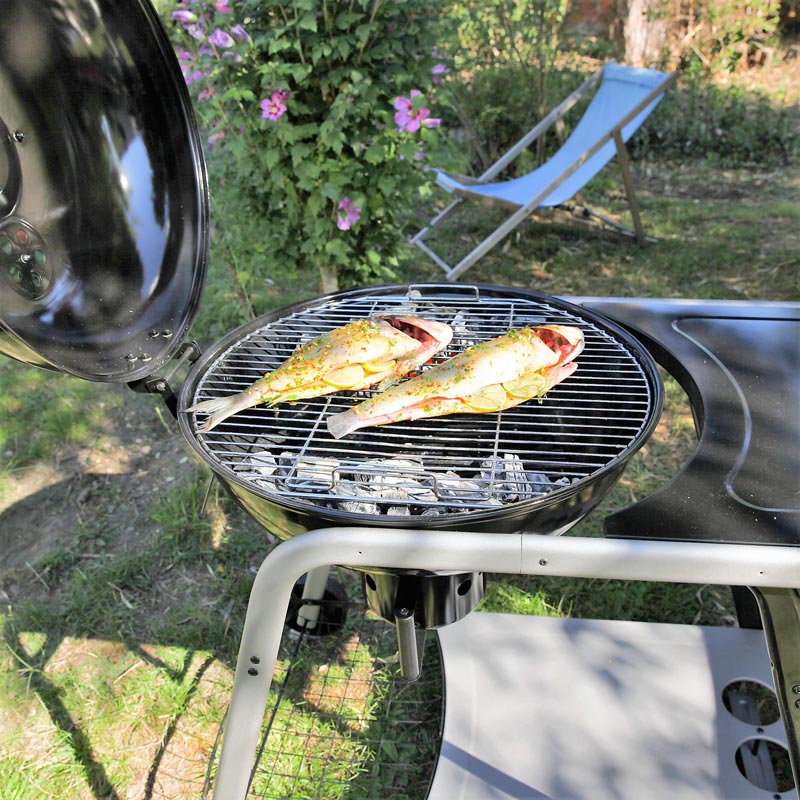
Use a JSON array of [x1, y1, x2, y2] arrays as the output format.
[[2, 4, 800, 800], [177, 284, 662, 633]]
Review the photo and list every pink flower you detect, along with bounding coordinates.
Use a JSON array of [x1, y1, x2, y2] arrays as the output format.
[[393, 90, 440, 133], [214, 0, 231, 12], [209, 28, 234, 48], [336, 197, 361, 231], [260, 91, 287, 121]]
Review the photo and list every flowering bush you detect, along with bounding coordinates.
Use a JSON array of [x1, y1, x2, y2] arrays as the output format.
[[168, 0, 446, 293]]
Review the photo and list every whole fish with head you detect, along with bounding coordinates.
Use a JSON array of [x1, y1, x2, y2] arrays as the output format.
[[186, 315, 453, 432], [326, 324, 584, 439]]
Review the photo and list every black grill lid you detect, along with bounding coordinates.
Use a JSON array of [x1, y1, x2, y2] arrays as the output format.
[[0, 0, 208, 382]]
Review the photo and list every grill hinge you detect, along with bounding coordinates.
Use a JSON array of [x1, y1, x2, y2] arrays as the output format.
[[127, 341, 201, 417]]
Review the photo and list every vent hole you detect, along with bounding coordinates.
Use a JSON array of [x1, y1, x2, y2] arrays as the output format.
[[722, 680, 780, 726], [735, 739, 794, 793]]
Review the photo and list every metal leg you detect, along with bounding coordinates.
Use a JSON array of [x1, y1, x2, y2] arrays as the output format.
[[295, 565, 331, 631], [752, 587, 800, 790], [408, 198, 464, 276]]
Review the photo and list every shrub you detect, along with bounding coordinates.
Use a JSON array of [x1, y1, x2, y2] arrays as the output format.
[[168, 0, 445, 293], [656, 0, 782, 73], [629, 65, 800, 166], [442, 0, 574, 173]]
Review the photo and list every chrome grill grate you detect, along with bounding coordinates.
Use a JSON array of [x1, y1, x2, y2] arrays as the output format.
[[187, 287, 656, 517]]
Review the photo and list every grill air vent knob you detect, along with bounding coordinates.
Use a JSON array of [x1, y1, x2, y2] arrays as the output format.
[[0, 217, 50, 300]]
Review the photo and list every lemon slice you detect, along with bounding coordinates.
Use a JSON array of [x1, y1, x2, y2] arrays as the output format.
[[322, 364, 366, 388], [363, 359, 396, 373], [463, 384, 507, 411], [503, 373, 546, 399]]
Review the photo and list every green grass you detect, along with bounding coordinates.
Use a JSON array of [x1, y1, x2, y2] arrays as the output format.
[[0, 364, 119, 469], [392, 161, 800, 302]]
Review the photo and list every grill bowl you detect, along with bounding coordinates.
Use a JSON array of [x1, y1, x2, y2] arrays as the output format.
[[178, 285, 663, 543]]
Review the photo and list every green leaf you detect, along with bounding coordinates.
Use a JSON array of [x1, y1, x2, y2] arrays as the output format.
[[378, 175, 397, 196], [262, 148, 281, 170], [354, 24, 371, 44], [380, 740, 399, 761], [306, 191, 324, 216], [267, 36, 291, 55], [364, 142, 385, 164], [335, 12, 363, 30], [297, 13, 317, 32]]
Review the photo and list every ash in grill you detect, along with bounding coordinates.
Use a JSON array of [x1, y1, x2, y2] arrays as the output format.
[[187, 287, 656, 523]]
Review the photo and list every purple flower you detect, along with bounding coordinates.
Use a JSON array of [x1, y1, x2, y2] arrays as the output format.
[[230, 23, 251, 42], [186, 20, 207, 41], [432, 63, 449, 85], [209, 28, 234, 48], [393, 90, 440, 133], [198, 85, 217, 101], [185, 69, 205, 85], [176, 46, 194, 62], [336, 197, 361, 231], [172, 9, 196, 24], [208, 130, 226, 150], [199, 43, 215, 57], [260, 92, 287, 121]]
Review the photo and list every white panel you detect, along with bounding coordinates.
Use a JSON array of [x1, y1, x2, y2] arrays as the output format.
[[430, 613, 796, 800]]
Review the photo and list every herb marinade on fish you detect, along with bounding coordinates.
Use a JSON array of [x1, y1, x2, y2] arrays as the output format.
[[326, 324, 585, 439], [186, 315, 453, 432]]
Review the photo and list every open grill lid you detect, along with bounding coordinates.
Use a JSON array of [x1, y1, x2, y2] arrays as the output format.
[[0, 0, 208, 382]]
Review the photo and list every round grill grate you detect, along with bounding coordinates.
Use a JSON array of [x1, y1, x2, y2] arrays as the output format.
[[185, 286, 659, 521]]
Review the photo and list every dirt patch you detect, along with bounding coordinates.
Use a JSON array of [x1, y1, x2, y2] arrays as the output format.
[[0, 385, 201, 609], [637, 162, 800, 201]]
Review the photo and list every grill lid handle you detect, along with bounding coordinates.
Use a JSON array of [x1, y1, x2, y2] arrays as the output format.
[[0, 0, 208, 382]]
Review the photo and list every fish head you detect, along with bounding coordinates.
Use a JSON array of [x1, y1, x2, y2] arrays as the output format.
[[377, 315, 453, 359], [533, 324, 585, 365]]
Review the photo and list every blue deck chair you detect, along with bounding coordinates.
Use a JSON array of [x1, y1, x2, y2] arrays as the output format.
[[411, 63, 678, 281]]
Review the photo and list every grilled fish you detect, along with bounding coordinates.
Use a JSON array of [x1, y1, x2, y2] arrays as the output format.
[[326, 324, 584, 439], [186, 315, 453, 432]]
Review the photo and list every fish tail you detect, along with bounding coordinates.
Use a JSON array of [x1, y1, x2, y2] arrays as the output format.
[[186, 388, 263, 432], [326, 409, 363, 440]]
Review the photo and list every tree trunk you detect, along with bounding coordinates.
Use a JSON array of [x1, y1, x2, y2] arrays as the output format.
[[622, 0, 667, 66], [318, 263, 339, 295]]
